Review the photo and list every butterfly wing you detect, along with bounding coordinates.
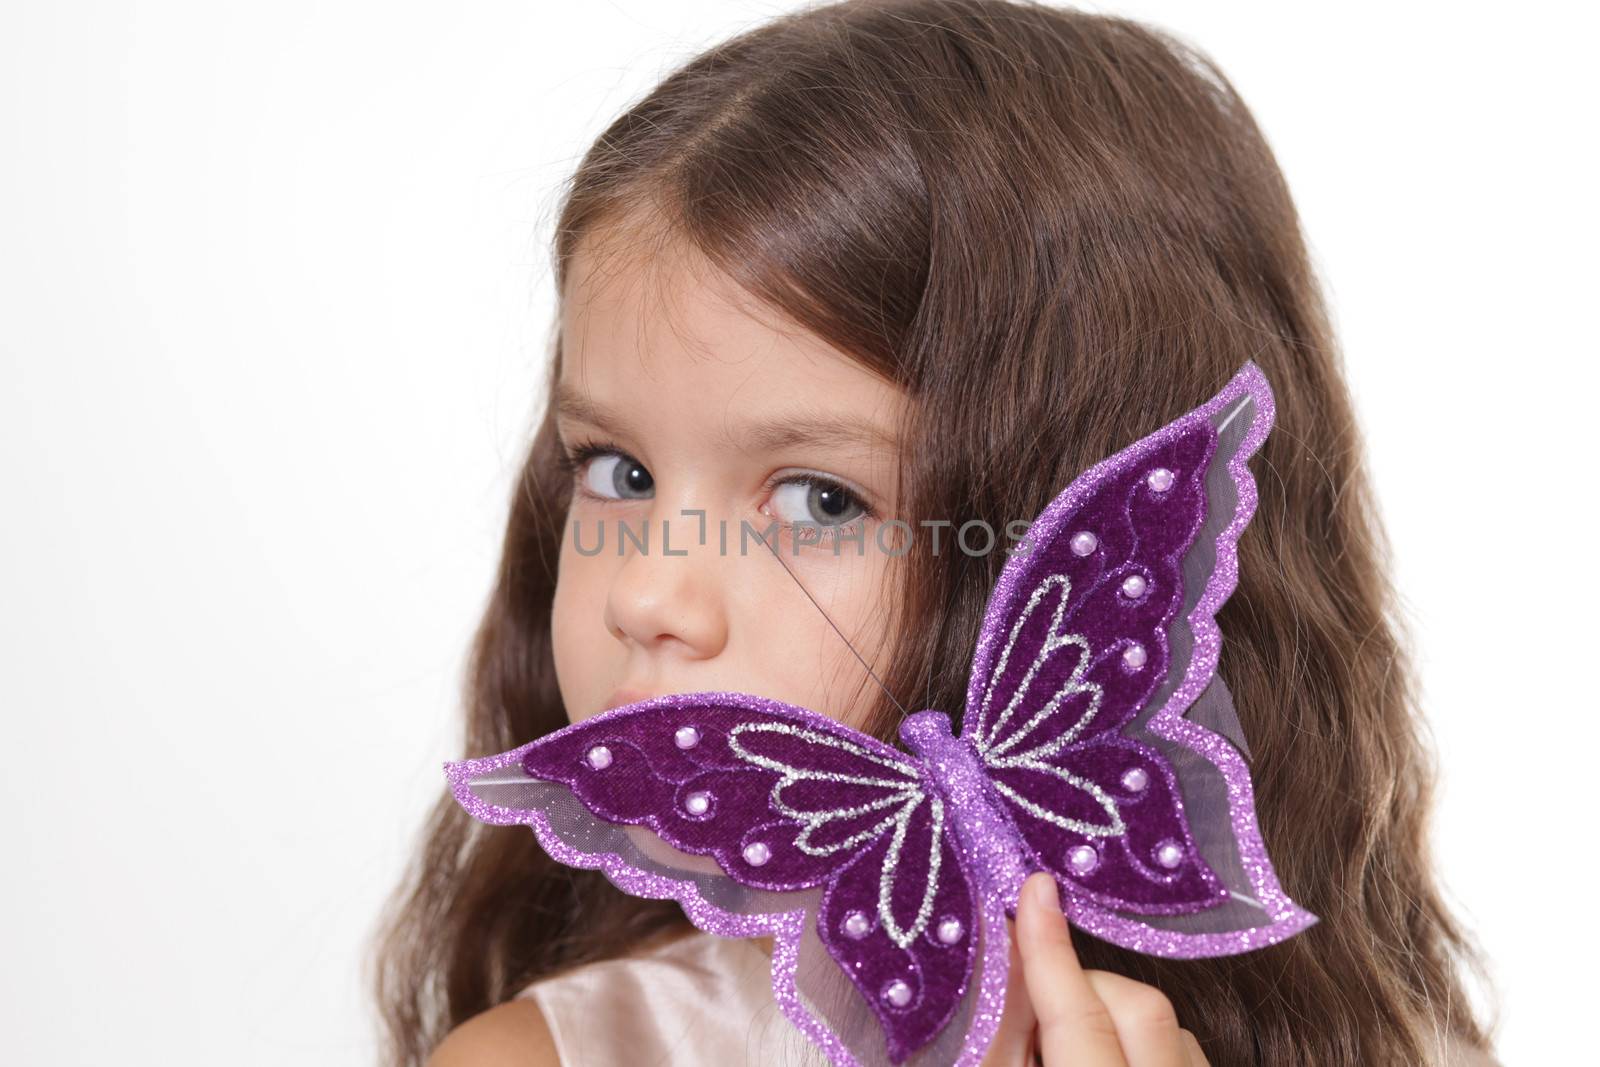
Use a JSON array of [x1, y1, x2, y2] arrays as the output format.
[[961, 360, 1317, 956], [446, 692, 1007, 1066]]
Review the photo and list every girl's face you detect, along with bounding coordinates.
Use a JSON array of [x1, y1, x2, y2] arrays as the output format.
[[550, 230, 909, 731]]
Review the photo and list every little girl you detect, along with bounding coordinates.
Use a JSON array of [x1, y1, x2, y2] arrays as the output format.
[[371, 2, 1497, 1064]]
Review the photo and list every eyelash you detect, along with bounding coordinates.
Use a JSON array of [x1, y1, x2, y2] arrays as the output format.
[[553, 437, 624, 481], [554, 437, 878, 525]]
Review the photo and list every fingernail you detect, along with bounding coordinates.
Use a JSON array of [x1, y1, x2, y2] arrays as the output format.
[[1029, 873, 1058, 910]]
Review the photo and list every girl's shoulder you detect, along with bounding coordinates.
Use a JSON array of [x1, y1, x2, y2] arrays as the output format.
[[511, 925, 827, 1066], [425, 996, 556, 1067]]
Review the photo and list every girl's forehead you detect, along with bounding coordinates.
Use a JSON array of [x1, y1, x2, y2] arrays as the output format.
[[558, 232, 905, 433]]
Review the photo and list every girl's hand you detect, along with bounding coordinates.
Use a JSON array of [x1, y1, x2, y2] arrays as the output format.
[[983, 872, 1210, 1067]]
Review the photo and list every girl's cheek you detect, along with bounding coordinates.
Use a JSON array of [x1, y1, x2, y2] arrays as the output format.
[[796, 527, 896, 599], [775, 538, 900, 728]]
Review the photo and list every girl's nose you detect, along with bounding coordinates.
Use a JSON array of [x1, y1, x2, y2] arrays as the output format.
[[601, 507, 729, 660]]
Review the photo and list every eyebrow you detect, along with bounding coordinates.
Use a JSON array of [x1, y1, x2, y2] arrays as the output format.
[[554, 383, 899, 454]]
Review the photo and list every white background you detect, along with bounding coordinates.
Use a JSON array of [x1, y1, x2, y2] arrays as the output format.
[[1, 1, 1591, 1062]]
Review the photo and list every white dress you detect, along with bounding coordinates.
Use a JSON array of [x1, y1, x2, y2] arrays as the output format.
[[515, 927, 1500, 1066], [515, 928, 831, 1066]]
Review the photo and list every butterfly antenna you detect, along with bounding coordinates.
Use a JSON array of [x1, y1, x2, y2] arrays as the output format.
[[753, 529, 910, 718]]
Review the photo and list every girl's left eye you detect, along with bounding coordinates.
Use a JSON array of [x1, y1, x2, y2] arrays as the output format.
[[583, 452, 654, 500], [559, 441, 654, 501], [767, 476, 869, 528]]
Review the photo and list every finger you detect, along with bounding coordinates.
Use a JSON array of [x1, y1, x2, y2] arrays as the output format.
[[1179, 1028, 1210, 1067], [981, 917, 1037, 1066], [1082, 969, 1187, 1067], [1015, 871, 1128, 1067]]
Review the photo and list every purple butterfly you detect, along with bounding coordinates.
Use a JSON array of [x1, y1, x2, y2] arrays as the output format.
[[445, 361, 1316, 1066]]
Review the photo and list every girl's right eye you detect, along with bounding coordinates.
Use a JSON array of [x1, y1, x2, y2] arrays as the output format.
[[564, 444, 655, 501]]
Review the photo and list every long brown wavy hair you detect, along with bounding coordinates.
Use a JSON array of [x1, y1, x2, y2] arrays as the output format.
[[369, 2, 1496, 1063]]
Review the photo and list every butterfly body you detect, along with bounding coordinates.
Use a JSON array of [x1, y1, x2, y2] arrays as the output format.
[[446, 362, 1317, 1067], [898, 708, 1034, 911]]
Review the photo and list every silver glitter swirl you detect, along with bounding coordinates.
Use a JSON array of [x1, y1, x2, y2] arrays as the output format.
[[989, 767, 1124, 837], [975, 570, 1127, 837], [876, 792, 944, 950], [727, 720, 943, 950], [978, 574, 1107, 759]]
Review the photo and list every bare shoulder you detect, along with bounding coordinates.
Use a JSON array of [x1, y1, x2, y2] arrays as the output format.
[[425, 999, 560, 1067]]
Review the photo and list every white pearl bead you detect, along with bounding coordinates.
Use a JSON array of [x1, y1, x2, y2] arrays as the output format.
[[1121, 767, 1150, 792], [743, 841, 771, 867], [936, 917, 964, 945], [1069, 845, 1098, 875], [674, 726, 700, 749], [586, 745, 612, 770], [684, 791, 711, 816], [1147, 467, 1175, 492], [842, 911, 870, 939], [1123, 643, 1147, 669], [1121, 574, 1148, 598], [1155, 841, 1184, 869], [882, 979, 913, 1008], [1070, 531, 1098, 556]]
